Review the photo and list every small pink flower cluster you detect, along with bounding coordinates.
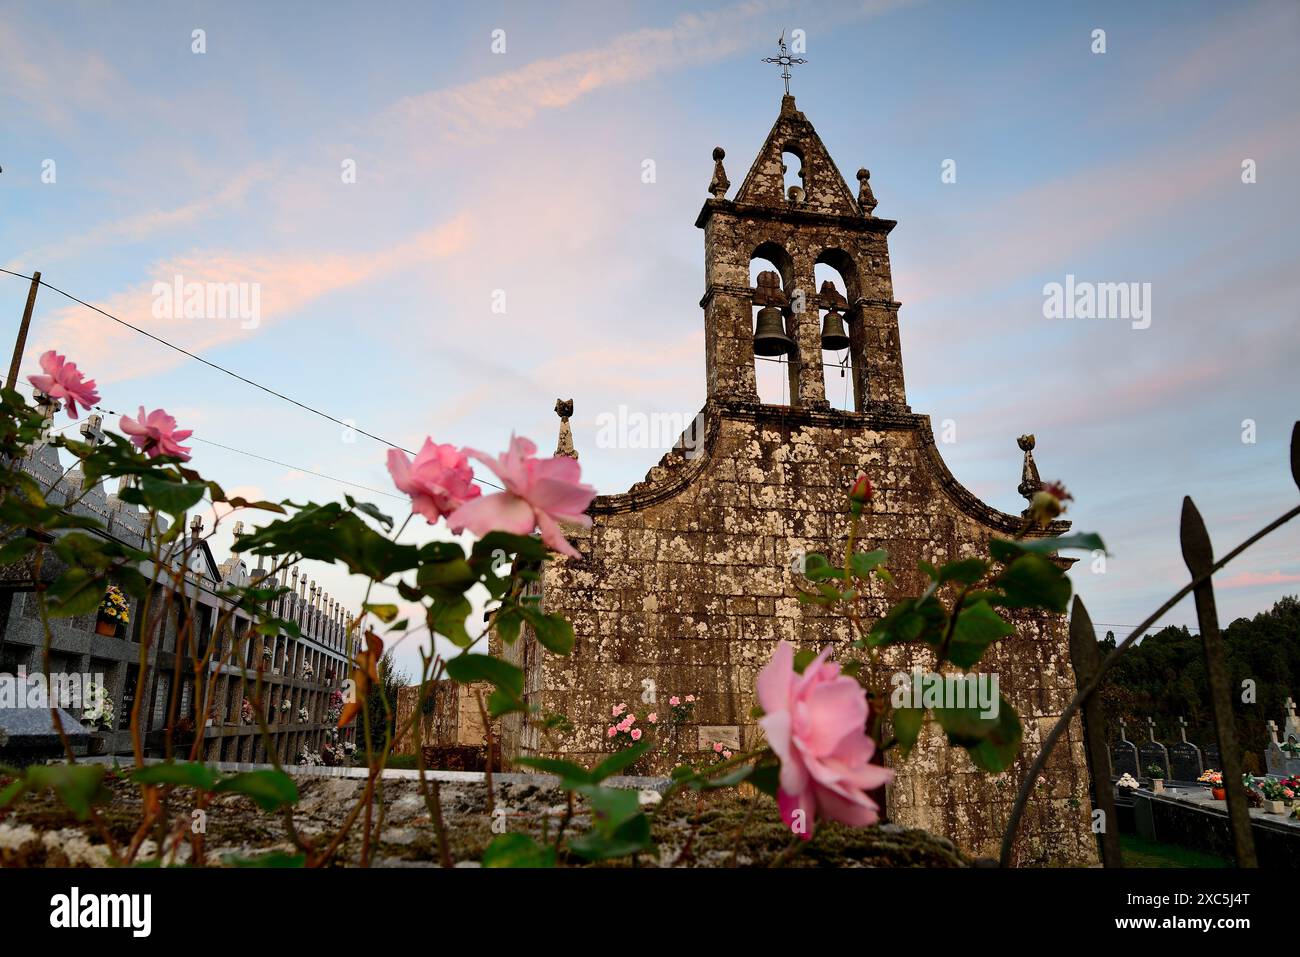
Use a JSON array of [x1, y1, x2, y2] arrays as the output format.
[[668, 693, 696, 725], [711, 741, 734, 761], [606, 702, 645, 747]]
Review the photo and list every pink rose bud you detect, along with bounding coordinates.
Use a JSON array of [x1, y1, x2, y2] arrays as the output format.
[[607, 726, 617, 737], [669, 696, 680, 706], [648, 713, 657, 723], [848, 474, 873, 514], [630, 728, 642, 741], [1029, 480, 1073, 528], [714, 742, 723, 753]]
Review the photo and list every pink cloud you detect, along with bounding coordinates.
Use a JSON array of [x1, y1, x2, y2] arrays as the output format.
[[1217, 570, 1300, 590]]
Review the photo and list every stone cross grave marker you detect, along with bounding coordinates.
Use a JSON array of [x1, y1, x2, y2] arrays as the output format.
[[1168, 716, 1203, 782], [1138, 716, 1170, 780], [1111, 718, 1139, 779]]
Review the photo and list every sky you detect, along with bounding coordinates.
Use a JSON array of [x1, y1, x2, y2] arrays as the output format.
[[1, 0, 1297, 677]]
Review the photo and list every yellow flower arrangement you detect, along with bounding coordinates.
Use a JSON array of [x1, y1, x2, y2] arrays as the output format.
[[97, 584, 130, 625]]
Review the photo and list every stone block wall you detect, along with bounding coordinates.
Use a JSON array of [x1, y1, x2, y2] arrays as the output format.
[[498, 402, 1098, 865]]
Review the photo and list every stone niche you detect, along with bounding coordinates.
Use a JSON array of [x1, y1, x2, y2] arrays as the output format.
[[495, 94, 1097, 867]]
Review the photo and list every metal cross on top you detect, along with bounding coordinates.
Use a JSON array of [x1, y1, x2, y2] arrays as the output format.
[[761, 31, 806, 95]]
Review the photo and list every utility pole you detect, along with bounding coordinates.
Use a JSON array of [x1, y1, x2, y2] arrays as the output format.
[[6, 270, 41, 390]]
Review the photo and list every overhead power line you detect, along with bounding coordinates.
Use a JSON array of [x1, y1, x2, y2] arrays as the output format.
[[0, 267, 505, 491]]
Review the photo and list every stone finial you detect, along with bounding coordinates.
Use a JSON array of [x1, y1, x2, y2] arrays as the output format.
[[555, 398, 577, 460], [1118, 718, 1130, 742], [1268, 719, 1280, 744], [708, 146, 729, 199], [1017, 433, 1042, 507], [1146, 715, 1158, 742], [753, 269, 788, 307], [1177, 715, 1190, 742], [189, 514, 204, 537], [856, 168, 878, 218], [818, 280, 847, 312]]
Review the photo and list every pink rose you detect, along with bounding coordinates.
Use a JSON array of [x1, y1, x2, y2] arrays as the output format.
[[28, 350, 100, 418], [607, 726, 617, 738], [119, 406, 193, 461], [757, 640, 892, 839], [647, 713, 657, 723], [612, 703, 627, 716], [631, 728, 642, 741], [723, 750, 733, 760], [685, 695, 696, 703], [713, 742, 724, 753], [669, 696, 680, 706], [447, 435, 596, 559], [386, 439, 479, 524]]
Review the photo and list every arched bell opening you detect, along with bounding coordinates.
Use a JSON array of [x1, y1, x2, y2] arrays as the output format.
[[815, 249, 863, 411], [749, 245, 799, 407], [781, 144, 806, 205], [815, 262, 852, 411]]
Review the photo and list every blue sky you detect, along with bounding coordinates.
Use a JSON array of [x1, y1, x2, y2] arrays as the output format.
[[2, 0, 1297, 674]]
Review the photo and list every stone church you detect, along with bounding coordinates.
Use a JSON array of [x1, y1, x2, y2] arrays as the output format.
[[499, 94, 1097, 865]]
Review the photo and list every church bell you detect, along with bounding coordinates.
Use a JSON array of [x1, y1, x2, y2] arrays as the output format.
[[753, 305, 795, 356], [820, 309, 849, 351]]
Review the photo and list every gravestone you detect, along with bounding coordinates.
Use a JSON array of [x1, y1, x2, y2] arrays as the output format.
[[1204, 741, 1221, 773], [1111, 718, 1139, 779], [1168, 716, 1203, 782], [1138, 716, 1170, 779], [1266, 698, 1300, 776]]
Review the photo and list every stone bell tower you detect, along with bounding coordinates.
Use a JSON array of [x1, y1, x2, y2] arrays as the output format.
[[498, 93, 1098, 866], [699, 93, 906, 415]]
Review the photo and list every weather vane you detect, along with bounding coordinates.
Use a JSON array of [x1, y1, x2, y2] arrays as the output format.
[[761, 30, 806, 95]]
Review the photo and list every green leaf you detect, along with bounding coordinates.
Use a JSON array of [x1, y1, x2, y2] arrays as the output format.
[[850, 548, 889, 580], [748, 762, 779, 798], [992, 553, 1072, 613], [892, 708, 925, 758], [932, 695, 1023, 771], [792, 647, 818, 673], [471, 531, 547, 565], [482, 832, 557, 868], [345, 495, 394, 530], [417, 558, 477, 597], [990, 532, 1106, 560], [494, 604, 524, 645], [363, 602, 400, 623], [945, 600, 1016, 669], [567, 786, 653, 861], [513, 757, 593, 787], [590, 739, 652, 781], [966, 700, 1022, 772], [212, 769, 299, 811], [444, 653, 524, 697], [131, 762, 221, 791], [428, 595, 472, 647], [802, 553, 843, 582], [487, 688, 526, 719], [45, 567, 106, 618], [0, 535, 38, 564], [24, 764, 111, 820], [523, 608, 574, 656], [935, 557, 988, 586], [120, 475, 208, 518]]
